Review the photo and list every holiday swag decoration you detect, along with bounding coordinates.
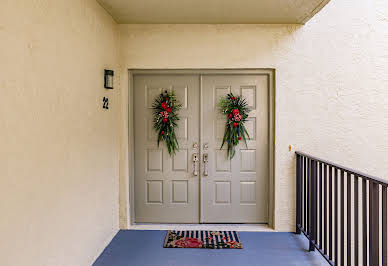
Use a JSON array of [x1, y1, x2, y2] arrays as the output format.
[[219, 93, 251, 159], [152, 90, 182, 156]]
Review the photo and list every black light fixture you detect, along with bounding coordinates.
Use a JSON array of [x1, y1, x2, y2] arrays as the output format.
[[104, 69, 114, 89]]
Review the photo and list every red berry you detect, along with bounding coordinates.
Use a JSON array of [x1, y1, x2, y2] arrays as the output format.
[[238, 137, 242, 140], [233, 122, 237, 128], [228, 113, 233, 119], [232, 97, 236, 100], [161, 131, 165, 135], [163, 118, 168, 123]]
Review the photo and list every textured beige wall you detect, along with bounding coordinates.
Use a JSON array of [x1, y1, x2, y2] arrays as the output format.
[[118, 0, 388, 231], [0, 0, 119, 265]]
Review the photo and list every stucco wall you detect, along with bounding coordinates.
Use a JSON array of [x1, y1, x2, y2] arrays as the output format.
[[0, 0, 119, 265], [118, 0, 388, 231]]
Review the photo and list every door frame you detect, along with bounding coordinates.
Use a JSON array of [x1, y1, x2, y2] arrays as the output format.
[[126, 69, 275, 228]]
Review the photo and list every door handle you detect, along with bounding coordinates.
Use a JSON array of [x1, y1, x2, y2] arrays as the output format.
[[192, 153, 199, 176], [203, 153, 208, 176]]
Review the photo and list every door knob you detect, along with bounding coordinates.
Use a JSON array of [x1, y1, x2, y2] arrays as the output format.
[[203, 153, 208, 176], [192, 153, 199, 176]]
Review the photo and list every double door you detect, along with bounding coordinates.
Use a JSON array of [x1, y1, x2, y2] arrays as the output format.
[[134, 73, 269, 223]]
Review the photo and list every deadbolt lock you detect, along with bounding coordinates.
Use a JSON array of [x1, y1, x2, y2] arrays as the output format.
[[193, 153, 199, 162]]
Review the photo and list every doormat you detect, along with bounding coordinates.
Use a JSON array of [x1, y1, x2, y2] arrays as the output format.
[[163, 230, 242, 249]]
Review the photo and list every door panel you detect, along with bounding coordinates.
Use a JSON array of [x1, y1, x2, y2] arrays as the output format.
[[134, 74, 200, 223], [133, 73, 269, 224], [201, 75, 269, 223]]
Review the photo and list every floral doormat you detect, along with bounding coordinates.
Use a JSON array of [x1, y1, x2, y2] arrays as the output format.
[[163, 230, 242, 249]]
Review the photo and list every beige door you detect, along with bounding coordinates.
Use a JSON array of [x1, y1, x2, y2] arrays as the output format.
[[201, 75, 269, 223], [134, 74, 200, 223], [133, 73, 269, 223]]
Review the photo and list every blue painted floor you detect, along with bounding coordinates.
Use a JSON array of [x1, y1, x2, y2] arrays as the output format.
[[93, 230, 327, 266]]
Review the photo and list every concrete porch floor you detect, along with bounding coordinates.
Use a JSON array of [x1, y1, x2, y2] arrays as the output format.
[[93, 230, 327, 266]]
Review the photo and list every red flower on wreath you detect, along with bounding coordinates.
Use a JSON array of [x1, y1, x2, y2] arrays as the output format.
[[234, 114, 242, 121], [238, 137, 242, 140], [232, 109, 239, 115], [228, 113, 233, 119], [163, 118, 168, 123], [166, 107, 172, 113], [161, 102, 168, 110], [233, 122, 238, 128], [161, 131, 164, 135], [232, 97, 236, 100]]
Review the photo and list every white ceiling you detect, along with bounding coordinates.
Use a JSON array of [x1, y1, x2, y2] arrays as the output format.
[[97, 0, 330, 24]]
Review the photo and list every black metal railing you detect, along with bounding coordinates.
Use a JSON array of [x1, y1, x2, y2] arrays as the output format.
[[296, 151, 387, 266]]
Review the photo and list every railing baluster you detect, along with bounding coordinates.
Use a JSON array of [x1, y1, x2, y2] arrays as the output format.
[[354, 175, 359, 266], [335, 168, 339, 265], [362, 179, 367, 266], [346, 172, 351, 266], [304, 156, 307, 232], [369, 182, 379, 266], [329, 166, 333, 261], [309, 160, 317, 251], [383, 185, 387, 266], [324, 164, 327, 254], [296, 154, 301, 234], [340, 170, 345, 266], [319, 162, 323, 249]]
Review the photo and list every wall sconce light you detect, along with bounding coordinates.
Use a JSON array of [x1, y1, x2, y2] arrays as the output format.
[[104, 69, 114, 89]]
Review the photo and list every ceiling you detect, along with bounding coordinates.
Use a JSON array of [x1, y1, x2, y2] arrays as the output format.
[[97, 0, 330, 24]]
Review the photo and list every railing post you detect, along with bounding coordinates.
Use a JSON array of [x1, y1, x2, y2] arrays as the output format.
[[296, 154, 301, 234], [309, 159, 317, 251]]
